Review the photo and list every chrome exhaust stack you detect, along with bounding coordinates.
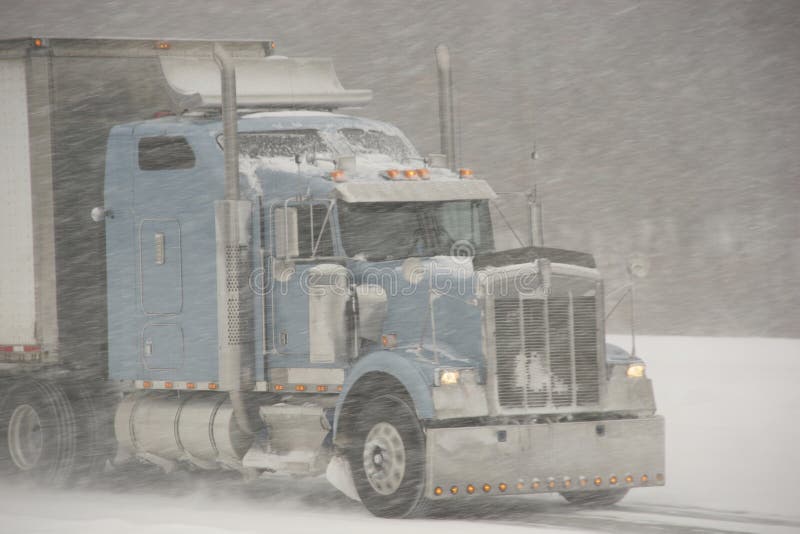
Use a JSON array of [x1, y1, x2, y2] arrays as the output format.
[[435, 44, 456, 171], [212, 44, 256, 435], [214, 43, 240, 201]]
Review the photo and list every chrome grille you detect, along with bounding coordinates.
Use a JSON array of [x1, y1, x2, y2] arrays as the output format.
[[494, 294, 600, 410]]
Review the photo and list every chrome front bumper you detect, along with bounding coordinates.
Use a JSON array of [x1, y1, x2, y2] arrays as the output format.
[[425, 415, 665, 498]]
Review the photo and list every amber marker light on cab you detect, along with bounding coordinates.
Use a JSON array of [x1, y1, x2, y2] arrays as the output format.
[[458, 168, 474, 178], [330, 170, 346, 182], [381, 333, 397, 349], [383, 169, 400, 180], [434, 487, 443, 496], [466, 484, 475, 494], [417, 168, 430, 179]]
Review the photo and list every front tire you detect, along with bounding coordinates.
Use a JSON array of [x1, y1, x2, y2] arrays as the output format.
[[347, 393, 427, 518], [561, 488, 629, 506]]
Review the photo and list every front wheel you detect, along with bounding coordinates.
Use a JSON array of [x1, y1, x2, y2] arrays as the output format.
[[561, 488, 629, 506], [347, 393, 427, 518]]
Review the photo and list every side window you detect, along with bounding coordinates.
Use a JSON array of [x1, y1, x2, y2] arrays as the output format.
[[297, 204, 335, 257], [138, 136, 196, 171]]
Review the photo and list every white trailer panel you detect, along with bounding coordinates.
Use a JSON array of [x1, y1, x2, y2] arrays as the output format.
[[0, 59, 36, 344]]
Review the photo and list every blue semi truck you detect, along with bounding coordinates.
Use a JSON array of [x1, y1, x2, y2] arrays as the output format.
[[0, 37, 663, 517]]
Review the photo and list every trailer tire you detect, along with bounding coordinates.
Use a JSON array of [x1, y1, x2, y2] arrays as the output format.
[[0, 379, 78, 485], [347, 393, 428, 518], [71, 385, 116, 480], [560, 488, 629, 507]]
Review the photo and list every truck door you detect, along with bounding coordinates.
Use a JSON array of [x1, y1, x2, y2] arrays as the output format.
[[133, 135, 195, 370], [269, 201, 341, 367]]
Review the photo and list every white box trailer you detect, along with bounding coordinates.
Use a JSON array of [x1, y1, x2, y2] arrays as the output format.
[[0, 37, 274, 371], [0, 37, 275, 483]]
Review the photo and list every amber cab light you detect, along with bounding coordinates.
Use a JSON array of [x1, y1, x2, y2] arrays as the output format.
[[381, 333, 397, 349]]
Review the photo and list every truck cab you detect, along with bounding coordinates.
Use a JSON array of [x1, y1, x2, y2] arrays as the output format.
[[0, 38, 663, 519], [106, 102, 662, 517]]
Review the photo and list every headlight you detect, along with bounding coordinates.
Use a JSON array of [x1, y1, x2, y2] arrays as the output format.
[[434, 368, 479, 386], [626, 363, 646, 378], [440, 370, 460, 385]]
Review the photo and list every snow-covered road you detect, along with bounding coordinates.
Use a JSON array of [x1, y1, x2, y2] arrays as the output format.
[[2, 336, 798, 533]]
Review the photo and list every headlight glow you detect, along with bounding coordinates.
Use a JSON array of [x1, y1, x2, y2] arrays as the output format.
[[435, 367, 480, 386], [439, 370, 460, 385], [626, 363, 646, 378]]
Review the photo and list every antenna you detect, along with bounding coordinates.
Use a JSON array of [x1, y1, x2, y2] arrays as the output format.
[[528, 145, 544, 247], [626, 254, 651, 357]]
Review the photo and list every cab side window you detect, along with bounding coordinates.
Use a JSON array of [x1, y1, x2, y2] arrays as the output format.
[[138, 136, 196, 171], [296, 204, 335, 257]]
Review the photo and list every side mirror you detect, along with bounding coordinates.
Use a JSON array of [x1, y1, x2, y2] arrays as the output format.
[[426, 153, 447, 168], [274, 206, 299, 258], [627, 253, 650, 279]]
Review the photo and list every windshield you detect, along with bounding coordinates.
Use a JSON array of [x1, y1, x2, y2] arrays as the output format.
[[338, 200, 494, 261], [339, 128, 413, 162], [221, 130, 331, 158], [219, 128, 417, 162]]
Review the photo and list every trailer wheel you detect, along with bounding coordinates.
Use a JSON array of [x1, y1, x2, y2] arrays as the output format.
[[0, 380, 78, 485], [561, 489, 629, 506], [71, 385, 116, 479], [347, 393, 428, 518]]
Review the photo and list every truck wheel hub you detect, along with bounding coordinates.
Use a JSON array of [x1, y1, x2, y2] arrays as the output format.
[[363, 422, 406, 495], [8, 404, 44, 471]]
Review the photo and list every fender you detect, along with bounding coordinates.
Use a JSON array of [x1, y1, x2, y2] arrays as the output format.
[[333, 350, 434, 439]]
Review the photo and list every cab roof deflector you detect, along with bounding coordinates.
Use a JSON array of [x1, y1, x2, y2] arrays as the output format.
[[159, 56, 372, 111]]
